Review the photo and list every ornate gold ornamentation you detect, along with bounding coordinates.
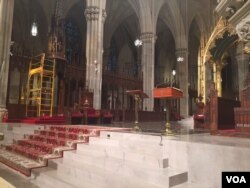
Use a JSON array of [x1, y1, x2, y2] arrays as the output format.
[[198, 17, 236, 101]]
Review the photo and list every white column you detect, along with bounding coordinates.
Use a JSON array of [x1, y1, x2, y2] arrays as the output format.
[[176, 48, 189, 118], [85, 0, 106, 109], [236, 42, 250, 91], [0, 0, 14, 121], [140, 32, 155, 111]]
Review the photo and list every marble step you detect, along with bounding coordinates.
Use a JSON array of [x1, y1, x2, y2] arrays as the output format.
[[88, 137, 165, 156], [0, 149, 45, 176], [77, 141, 168, 168], [15, 125, 43, 130], [99, 131, 166, 144], [97, 132, 190, 171], [61, 151, 187, 187], [80, 138, 164, 157], [50, 159, 177, 188], [172, 182, 210, 188], [12, 127, 37, 133], [32, 169, 85, 188], [98, 132, 180, 149], [89, 137, 120, 147], [75, 144, 168, 169], [10, 126, 43, 139]]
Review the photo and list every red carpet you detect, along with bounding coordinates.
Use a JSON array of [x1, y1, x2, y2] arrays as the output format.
[[6, 116, 65, 124]]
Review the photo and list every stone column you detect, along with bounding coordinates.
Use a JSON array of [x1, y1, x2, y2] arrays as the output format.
[[0, 0, 14, 121], [176, 48, 189, 118], [140, 32, 155, 111], [236, 15, 250, 90], [85, 0, 106, 109], [236, 42, 250, 91]]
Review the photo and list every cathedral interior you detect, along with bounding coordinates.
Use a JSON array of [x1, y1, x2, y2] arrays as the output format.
[[0, 0, 250, 188], [0, 0, 249, 120]]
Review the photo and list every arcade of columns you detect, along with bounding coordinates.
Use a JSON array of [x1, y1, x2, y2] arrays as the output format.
[[84, 0, 161, 113], [2, 0, 249, 121], [73, 0, 191, 117]]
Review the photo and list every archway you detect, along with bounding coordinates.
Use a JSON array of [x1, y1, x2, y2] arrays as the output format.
[[12, 0, 49, 56], [64, 0, 86, 65], [220, 49, 238, 99], [200, 18, 238, 101], [155, 3, 177, 113], [103, 0, 140, 111], [188, 19, 201, 115]]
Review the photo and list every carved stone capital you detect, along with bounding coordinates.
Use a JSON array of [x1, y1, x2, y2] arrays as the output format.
[[102, 10, 107, 23], [140, 32, 156, 43], [84, 6, 100, 21], [175, 48, 188, 57], [236, 14, 250, 42]]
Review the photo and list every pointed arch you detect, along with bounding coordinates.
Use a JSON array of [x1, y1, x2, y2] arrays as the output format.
[[188, 14, 206, 39], [156, 0, 186, 49], [104, 0, 140, 49]]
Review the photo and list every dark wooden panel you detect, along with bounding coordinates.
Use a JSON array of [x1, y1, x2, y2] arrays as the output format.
[[217, 98, 240, 130], [7, 104, 26, 118]]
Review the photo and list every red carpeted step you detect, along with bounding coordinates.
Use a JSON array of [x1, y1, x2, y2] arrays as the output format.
[[17, 140, 55, 153], [49, 126, 88, 134]]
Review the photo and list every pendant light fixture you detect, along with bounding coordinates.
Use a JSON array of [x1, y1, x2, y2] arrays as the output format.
[[31, 21, 38, 36]]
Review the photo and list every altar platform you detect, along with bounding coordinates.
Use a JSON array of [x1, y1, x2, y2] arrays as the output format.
[[0, 121, 250, 188]]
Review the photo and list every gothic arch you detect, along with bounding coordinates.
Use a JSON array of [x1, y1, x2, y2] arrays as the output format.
[[64, 1, 87, 64], [202, 18, 237, 64], [138, 0, 154, 32], [127, 0, 140, 20], [199, 18, 238, 100], [104, 0, 140, 48], [187, 2, 209, 35], [156, 2, 176, 42], [155, 18, 176, 86], [104, 0, 140, 71], [12, 0, 49, 55], [156, 0, 186, 49], [64, 0, 87, 19], [188, 14, 205, 39], [188, 18, 201, 115]]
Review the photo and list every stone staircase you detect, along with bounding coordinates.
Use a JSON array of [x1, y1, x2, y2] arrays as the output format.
[[31, 131, 188, 188], [2, 124, 250, 188], [0, 125, 93, 176]]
